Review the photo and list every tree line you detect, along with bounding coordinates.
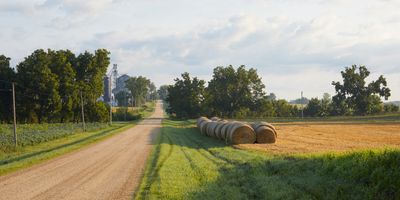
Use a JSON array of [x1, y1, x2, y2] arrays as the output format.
[[164, 65, 396, 119], [0, 49, 110, 123], [304, 65, 397, 117]]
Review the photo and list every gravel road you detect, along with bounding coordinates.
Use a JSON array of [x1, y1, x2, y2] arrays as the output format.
[[0, 101, 164, 200]]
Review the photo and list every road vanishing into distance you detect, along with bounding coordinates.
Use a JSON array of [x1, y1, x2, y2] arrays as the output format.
[[0, 101, 164, 200]]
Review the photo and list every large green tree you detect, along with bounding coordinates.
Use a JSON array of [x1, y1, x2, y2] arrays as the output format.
[[166, 72, 205, 118], [73, 49, 110, 122], [16, 50, 61, 123], [204, 65, 265, 117], [48, 50, 78, 122], [332, 65, 391, 115], [0, 55, 15, 122]]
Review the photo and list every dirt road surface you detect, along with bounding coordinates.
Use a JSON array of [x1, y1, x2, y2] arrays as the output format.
[[0, 101, 164, 200]]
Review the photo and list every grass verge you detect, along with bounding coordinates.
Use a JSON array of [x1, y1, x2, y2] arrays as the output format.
[[0, 122, 135, 176], [135, 119, 400, 200]]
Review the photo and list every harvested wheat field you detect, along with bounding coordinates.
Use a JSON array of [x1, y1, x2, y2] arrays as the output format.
[[239, 123, 400, 154]]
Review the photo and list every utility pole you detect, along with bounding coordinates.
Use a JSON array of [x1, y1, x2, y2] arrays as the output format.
[[301, 91, 304, 119], [124, 92, 127, 121], [109, 101, 112, 125], [12, 82, 17, 146], [80, 91, 86, 131]]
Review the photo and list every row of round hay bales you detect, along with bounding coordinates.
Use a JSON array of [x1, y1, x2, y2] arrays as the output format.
[[196, 117, 257, 144], [197, 117, 277, 144]]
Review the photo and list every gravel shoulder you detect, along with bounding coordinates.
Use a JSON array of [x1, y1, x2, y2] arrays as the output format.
[[0, 101, 164, 200]]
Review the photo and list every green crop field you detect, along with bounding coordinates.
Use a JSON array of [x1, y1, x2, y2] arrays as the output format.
[[0, 123, 108, 153], [136, 119, 400, 199]]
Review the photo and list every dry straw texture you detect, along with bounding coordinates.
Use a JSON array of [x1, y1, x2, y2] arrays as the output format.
[[251, 122, 277, 138], [226, 122, 256, 144], [197, 117, 277, 144], [254, 126, 276, 143]]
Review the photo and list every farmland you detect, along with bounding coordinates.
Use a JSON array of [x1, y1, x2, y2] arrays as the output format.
[[135, 119, 400, 199], [0, 123, 108, 153], [239, 123, 400, 154]]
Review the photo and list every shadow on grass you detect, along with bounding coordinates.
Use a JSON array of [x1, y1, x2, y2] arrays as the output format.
[[0, 125, 126, 166], [186, 150, 400, 200], [146, 120, 400, 200]]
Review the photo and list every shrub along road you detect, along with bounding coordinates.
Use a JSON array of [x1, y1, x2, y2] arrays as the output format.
[[0, 101, 163, 200]]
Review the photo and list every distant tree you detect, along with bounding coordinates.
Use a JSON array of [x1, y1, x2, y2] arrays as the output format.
[[304, 98, 321, 117], [115, 90, 130, 107], [384, 103, 399, 112], [290, 97, 310, 105], [125, 76, 151, 107], [204, 65, 265, 117], [166, 72, 205, 118], [274, 99, 297, 117], [320, 93, 333, 117], [0, 55, 15, 122], [254, 97, 275, 117], [266, 93, 276, 101], [332, 65, 391, 115], [148, 82, 157, 100], [158, 85, 170, 101]]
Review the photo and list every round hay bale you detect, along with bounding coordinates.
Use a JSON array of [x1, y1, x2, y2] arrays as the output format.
[[206, 121, 215, 136], [220, 123, 231, 141], [199, 120, 211, 135], [210, 117, 220, 121], [226, 121, 239, 136], [254, 126, 276, 143], [251, 122, 277, 137], [226, 122, 256, 144], [214, 122, 228, 140], [223, 121, 240, 141], [197, 117, 208, 128], [207, 122, 219, 138]]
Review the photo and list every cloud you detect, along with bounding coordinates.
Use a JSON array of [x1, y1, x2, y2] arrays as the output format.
[[40, 0, 114, 15], [0, 1, 38, 15], [1, 0, 400, 100]]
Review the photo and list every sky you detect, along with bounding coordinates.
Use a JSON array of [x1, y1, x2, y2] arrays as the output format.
[[0, 0, 399, 101]]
